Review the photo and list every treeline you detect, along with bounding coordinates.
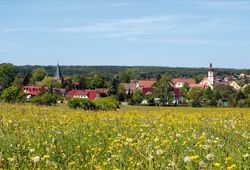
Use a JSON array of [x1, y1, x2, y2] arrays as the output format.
[[15, 65, 250, 81]]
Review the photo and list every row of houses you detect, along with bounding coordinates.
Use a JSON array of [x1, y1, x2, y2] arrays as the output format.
[[23, 86, 110, 100]]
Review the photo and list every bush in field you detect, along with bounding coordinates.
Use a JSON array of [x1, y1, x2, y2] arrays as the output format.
[[68, 98, 96, 110], [1, 86, 24, 103], [32, 92, 57, 106], [95, 96, 118, 111]]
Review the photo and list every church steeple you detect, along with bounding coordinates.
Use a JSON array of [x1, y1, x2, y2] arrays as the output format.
[[208, 62, 214, 88], [54, 62, 63, 82]]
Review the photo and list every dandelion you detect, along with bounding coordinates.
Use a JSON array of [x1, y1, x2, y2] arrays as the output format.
[[202, 145, 209, 150], [33, 156, 40, 163], [191, 155, 199, 160], [225, 156, 233, 162], [156, 150, 163, 155], [29, 149, 35, 153], [206, 154, 214, 161], [213, 162, 221, 168], [184, 156, 191, 163], [227, 164, 236, 170], [68, 161, 76, 166], [199, 161, 207, 168]]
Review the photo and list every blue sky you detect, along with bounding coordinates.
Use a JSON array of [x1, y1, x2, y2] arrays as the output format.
[[0, 0, 250, 68]]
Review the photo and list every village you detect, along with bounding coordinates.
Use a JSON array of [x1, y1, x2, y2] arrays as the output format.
[[20, 63, 250, 107]]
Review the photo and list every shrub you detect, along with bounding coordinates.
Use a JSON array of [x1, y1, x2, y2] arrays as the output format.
[[68, 98, 96, 110], [1, 86, 24, 103], [32, 92, 57, 106], [94, 96, 118, 111]]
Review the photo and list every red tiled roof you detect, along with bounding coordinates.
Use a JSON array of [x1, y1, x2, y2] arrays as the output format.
[[67, 90, 88, 97], [137, 80, 157, 88], [67, 90, 98, 100], [190, 84, 207, 88], [23, 86, 42, 95], [172, 78, 196, 85]]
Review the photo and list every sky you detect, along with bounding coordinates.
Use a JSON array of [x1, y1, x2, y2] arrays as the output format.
[[0, 0, 250, 68]]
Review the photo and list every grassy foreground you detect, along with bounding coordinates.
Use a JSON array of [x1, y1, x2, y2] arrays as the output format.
[[0, 103, 249, 170]]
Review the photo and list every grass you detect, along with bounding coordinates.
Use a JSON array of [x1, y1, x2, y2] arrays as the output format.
[[0, 103, 249, 169]]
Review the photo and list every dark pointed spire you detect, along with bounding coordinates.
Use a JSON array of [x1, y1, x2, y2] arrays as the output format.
[[55, 62, 63, 80], [209, 62, 213, 71]]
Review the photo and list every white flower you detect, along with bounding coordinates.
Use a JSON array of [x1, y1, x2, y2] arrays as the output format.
[[206, 154, 214, 161], [156, 150, 163, 155], [33, 156, 40, 163], [202, 145, 209, 150], [243, 153, 249, 159], [29, 149, 35, 153], [199, 161, 207, 168], [176, 133, 181, 138], [184, 156, 191, 163], [154, 138, 159, 142]]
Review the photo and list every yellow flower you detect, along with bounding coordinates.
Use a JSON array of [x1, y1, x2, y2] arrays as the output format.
[[68, 161, 76, 166], [226, 156, 233, 161], [227, 164, 236, 170], [191, 155, 199, 160], [213, 162, 221, 167]]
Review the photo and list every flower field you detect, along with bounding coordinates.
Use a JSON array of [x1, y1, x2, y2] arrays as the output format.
[[0, 103, 249, 169]]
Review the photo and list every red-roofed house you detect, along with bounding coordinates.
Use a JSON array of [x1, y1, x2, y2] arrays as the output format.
[[190, 84, 207, 88], [23, 86, 42, 96], [172, 78, 196, 88], [137, 80, 157, 88], [67, 89, 110, 100]]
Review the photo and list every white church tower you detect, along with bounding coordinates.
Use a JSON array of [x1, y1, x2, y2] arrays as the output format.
[[208, 63, 214, 88]]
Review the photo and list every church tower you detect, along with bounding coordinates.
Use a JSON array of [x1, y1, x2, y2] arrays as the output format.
[[208, 63, 214, 88], [54, 62, 63, 83]]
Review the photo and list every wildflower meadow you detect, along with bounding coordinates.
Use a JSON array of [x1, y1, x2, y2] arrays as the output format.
[[0, 103, 249, 169]]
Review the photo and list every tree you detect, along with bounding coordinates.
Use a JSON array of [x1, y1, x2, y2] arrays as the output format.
[[31, 68, 47, 82], [153, 76, 173, 105], [180, 83, 190, 99], [187, 88, 204, 107], [41, 77, 61, 88], [1, 86, 24, 103], [0, 63, 16, 90], [12, 75, 24, 90], [116, 84, 127, 102], [87, 74, 105, 89], [119, 72, 131, 83], [243, 85, 250, 96], [131, 90, 143, 105]]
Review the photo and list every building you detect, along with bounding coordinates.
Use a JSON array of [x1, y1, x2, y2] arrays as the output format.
[[54, 62, 63, 83], [208, 63, 214, 88], [23, 86, 42, 96], [229, 81, 241, 91], [67, 89, 110, 100], [172, 78, 196, 88], [122, 80, 156, 94]]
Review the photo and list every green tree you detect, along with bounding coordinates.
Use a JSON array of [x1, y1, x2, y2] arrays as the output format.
[[116, 84, 127, 102], [119, 72, 131, 83], [243, 85, 250, 96], [87, 74, 105, 89], [180, 83, 190, 99], [0, 63, 16, 90], [153, 76, 173, 105], [187, 88, 204, 107], [12, 75, 24, 90], [131, 90, 143, 105], [41, 77, 61, 88], [31, 68, 47, 82], [1, 86, 24, 103]]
